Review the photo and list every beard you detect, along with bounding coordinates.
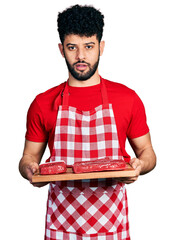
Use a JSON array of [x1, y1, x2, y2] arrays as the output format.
[[64, 53, 100, 81]]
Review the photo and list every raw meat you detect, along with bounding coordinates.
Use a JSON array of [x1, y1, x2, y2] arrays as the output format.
[[73, 159, 126, 173], [39, 161, 66, 175]]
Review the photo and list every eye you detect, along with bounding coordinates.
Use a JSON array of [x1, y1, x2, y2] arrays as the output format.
[[86, 45, 93, 50], [68, 46, 76, 51]]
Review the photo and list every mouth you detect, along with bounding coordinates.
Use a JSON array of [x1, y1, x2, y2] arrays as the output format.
[[74, 63, 88, 71]]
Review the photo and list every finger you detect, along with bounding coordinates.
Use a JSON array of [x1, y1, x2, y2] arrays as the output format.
[[129, 158, 136, 165], [130, 158, 140, 169], [31, 182, 49, 188], [26, 162, 39, 182], [130, 159, 142, 177], [28, 162, 39, 174], [117, 176, 138, 184]]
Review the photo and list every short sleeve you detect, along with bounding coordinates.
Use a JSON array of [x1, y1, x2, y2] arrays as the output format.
[[127, 92, 149, 139], [25, 98, 48, 142]]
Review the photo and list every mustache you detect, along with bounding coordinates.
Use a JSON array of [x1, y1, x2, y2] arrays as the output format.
[[73, 61, 90, 66]]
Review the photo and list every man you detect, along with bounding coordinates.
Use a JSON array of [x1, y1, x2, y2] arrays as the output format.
[[19, 4, 156, 240]]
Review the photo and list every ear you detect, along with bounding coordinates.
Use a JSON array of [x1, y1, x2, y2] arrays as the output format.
[[99, 41, 105, 56], [58, 43, 65, 58]]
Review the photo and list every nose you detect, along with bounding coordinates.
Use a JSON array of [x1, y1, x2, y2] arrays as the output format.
[[76, 47, 86, 61]]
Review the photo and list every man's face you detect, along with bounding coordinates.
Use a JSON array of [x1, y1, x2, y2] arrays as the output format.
[[59, 34, 104, 81]]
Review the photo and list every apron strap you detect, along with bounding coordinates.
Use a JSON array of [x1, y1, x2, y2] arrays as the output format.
[[100, 76, 109, 105], [53, 83, 67, 111], [54, 76, 109, 108], [62, 81, 70, 106]]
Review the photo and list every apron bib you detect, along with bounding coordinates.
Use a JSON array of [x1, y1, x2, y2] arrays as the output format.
[[45, 78, 130, 240]]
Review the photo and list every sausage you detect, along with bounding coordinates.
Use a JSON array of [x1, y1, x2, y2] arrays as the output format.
[[73, 159, 126, 173], [39, 161, 66, 175]]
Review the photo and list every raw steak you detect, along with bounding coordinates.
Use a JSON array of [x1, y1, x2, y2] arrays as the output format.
[[39, 161, 66, 175], [73, 159, 126, 173]]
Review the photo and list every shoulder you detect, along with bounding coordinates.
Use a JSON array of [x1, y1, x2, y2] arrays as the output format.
[[33, 82, 66, 108], [103, 78, 146, 116], [104, 78, 137, 101]]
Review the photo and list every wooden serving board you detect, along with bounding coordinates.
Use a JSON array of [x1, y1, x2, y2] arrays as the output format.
[[32, 163, 136, 183]]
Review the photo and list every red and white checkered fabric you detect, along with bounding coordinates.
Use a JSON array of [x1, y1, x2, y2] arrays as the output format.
[[50, 103, 123, 166], [45, 181, 130, 240], [45, 78, 130, 239]]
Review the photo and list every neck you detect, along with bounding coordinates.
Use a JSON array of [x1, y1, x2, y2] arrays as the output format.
[[68, 70, 101, 87]]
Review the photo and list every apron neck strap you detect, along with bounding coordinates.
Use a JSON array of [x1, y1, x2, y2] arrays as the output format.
[[62, 81, 70, 106], [100, 76, 109, 105], [62, 76, 109, 106]]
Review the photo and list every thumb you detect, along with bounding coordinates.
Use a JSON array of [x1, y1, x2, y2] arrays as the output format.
[[30, 162, 39, 174], [26, 162, 39, 182], [130, 158, 138, 169]]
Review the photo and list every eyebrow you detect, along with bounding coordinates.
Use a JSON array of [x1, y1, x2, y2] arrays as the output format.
[[66, 42, 96, 47]]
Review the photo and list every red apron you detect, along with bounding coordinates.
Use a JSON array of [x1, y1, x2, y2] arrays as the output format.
[[45, 78, 130, 240]]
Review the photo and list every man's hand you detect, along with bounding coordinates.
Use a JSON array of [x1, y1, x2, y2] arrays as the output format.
[[22, 161, 39, 183], [118, 133, 156, 184], [118, 158, 142, 184], [19, 140, 48, 187], [21, 161, 48, 187]]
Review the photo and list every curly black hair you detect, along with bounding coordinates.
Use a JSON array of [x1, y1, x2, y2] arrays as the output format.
[[57, 4, 104, 43]]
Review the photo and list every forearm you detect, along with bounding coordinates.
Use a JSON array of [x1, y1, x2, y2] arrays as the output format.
[[136, 146, 156, 175]]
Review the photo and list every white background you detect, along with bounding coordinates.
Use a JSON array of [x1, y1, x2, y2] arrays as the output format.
[[0, 0, 175, 239]]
